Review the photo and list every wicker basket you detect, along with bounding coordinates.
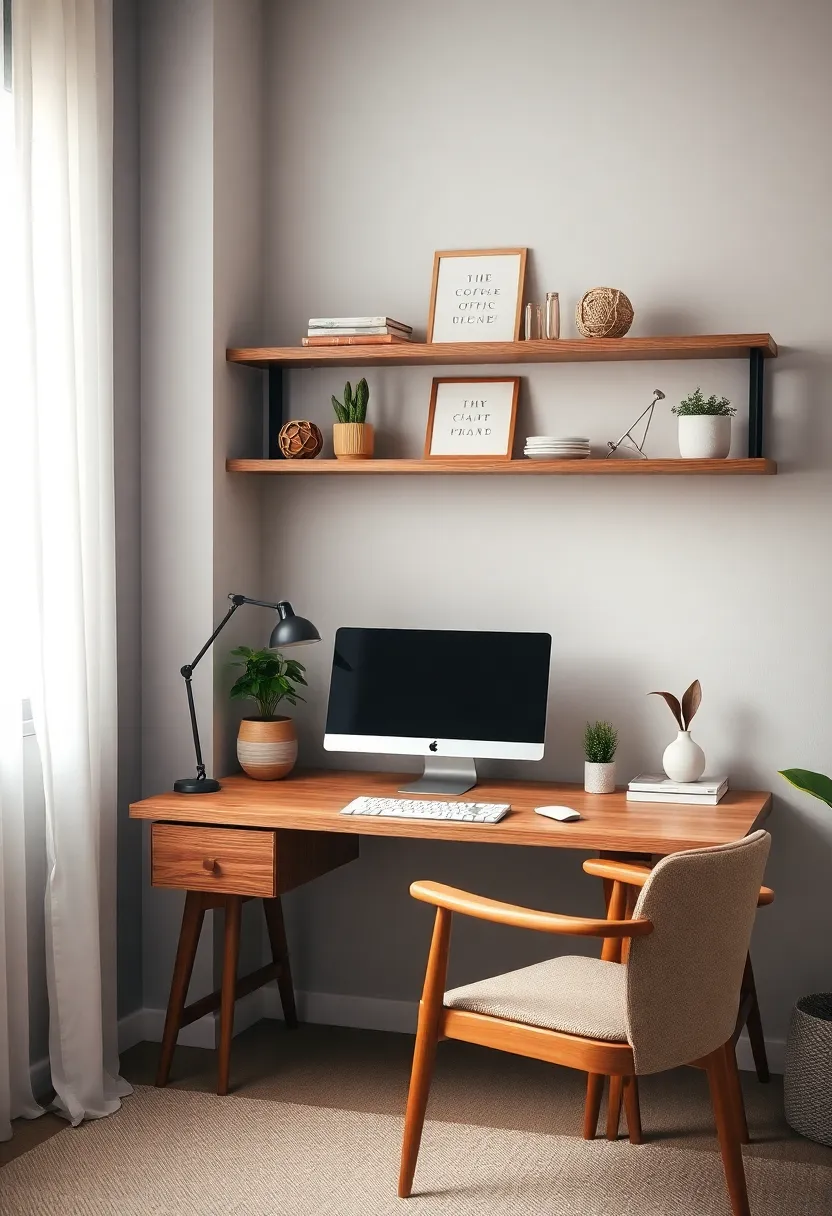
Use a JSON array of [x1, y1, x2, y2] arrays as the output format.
[[784, 992, 832, 1145]]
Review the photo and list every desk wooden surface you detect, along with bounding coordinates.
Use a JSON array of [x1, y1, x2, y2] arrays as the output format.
[[130, 770, 772, 856]]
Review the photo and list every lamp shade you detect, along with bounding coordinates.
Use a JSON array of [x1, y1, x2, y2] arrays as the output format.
[[270, 601, 321, 649]]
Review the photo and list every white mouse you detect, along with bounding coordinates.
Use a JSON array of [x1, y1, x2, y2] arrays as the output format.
[[535, 805, 583, 823]]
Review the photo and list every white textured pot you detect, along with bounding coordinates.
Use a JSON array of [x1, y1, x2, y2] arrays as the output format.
[[584, 761, 616, 794], [677, 414, 731, 459], [662, 730, 706, 783]]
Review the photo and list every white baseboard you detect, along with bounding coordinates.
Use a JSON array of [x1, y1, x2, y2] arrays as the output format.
[[29, 997, 785, 1097]]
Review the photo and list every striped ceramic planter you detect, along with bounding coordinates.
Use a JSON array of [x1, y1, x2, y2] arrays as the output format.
[[237, 716, 297, 781], [333, 422, 374, 459]]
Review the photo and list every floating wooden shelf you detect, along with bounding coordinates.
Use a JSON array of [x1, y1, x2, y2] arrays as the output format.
[[227, 457, 776, 476], [227, 334, 777, 370]]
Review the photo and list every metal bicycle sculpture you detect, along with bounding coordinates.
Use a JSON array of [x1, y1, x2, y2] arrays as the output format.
[[606, 388, 665, 459]]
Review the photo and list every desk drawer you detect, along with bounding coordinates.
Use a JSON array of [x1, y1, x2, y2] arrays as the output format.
[[151, 824, 276, 897]]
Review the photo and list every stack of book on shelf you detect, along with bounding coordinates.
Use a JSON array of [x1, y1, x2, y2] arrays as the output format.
[[303, 317, 413, 347], [627, 774, 730, 805]]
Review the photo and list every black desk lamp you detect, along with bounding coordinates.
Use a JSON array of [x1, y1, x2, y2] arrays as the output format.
[[174, 594, 321, 794]]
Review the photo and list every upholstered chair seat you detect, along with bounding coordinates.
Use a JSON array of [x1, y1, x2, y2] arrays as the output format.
[[445, 955, 629, 1041]]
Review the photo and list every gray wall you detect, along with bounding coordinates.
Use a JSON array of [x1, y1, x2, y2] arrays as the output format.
[[261, 0, 832, 1055]]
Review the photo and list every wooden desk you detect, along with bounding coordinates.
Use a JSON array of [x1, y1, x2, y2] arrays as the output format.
[[130, 770, 771, 1093]]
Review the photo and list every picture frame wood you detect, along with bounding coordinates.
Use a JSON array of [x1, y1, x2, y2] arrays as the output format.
[[427, 248, 527, 343], [424, 377, 520, 461]]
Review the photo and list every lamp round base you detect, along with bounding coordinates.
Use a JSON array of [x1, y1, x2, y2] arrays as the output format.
[[174, 776, 222, 795]]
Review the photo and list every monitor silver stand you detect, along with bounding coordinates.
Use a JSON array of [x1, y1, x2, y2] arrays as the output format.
[[399, 756, 478, 797]]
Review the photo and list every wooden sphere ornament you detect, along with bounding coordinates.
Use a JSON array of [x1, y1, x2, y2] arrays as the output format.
[[575, 287, 634, 339], [278, 419, 323, 459]]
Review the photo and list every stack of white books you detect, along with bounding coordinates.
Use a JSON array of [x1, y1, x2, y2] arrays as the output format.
[[627, 773, 729, 805], [303, 316, 413, 346]]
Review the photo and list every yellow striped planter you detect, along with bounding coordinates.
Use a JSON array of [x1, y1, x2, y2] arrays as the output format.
[[236, 717, 298, 781], [333, 422, 374, 460]]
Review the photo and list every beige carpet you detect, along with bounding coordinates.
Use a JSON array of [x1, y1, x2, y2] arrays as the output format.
[[2, 1084, 831, 1216]]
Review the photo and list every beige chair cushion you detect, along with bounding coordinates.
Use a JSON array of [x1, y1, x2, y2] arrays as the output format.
[[444, 955, 628, 1041]]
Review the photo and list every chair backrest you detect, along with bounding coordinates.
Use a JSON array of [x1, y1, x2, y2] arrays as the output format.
[[625, 830, 770, 1074]]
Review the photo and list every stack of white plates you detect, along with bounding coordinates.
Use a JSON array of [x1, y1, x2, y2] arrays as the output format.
[[524, 436, 590, 460]]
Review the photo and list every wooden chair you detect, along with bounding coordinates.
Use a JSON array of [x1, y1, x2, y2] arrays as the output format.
[[398, 831, 771, 1216], [582, 857, 774, 1143], [155, 891, 296, 1096]]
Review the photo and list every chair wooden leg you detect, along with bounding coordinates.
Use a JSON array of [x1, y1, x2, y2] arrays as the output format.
[[155, 891, 206, 1088], [217, 896, 242, 1096], [606, 1074, 624, 1140], [583, 1073, 604, 1139], [398, 907, 452, 1199], [705, 1044, 751, 1216], [743, 956, 769, 1083], [623, 1074, 643, 1144], [723, 1042, 750, 1145], [263, 896, 298, 1029]]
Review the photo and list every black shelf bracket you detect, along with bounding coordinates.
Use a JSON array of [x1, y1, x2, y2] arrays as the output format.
[[268, 366, 285, 458], [747, 349, 765, 458]]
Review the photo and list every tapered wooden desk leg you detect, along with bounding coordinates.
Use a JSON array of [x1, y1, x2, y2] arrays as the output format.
[[606, 1074, 624, 1140], [623, 1075, 643, 1144], [743, 956, 769, 1082], [583, 1074, 604, 1139], [705, 1044, 751, 1216], [263, 896, 298, 1029], [156, 891, 206, 1088], [217, 896, 242, 1096]]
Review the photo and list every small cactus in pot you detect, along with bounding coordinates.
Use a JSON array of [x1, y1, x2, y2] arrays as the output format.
[[332, 378, 374, 459]]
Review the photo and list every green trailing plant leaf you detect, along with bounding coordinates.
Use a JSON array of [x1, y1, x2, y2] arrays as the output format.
[[229, 646, 306, 719], [649, 690, 684, 731], [671, 386, 736, 418], [584, 720, 618, 764], [779, 768, 832, 809], [681, 679, 702, 730]]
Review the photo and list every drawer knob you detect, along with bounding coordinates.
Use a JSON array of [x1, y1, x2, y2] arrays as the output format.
[[203, 857, 218, 873]]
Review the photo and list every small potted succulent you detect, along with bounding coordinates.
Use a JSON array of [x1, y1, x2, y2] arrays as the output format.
[[584, 721, 618, 794], [649, 679, 706, 782], [778, 767, 832, 1146], [672, 387, 737, 459], [230, 645, 307, 780], [331, 377, 374, 459]]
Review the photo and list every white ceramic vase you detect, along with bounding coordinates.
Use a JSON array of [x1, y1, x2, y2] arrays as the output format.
[[677, 415, 731, 459], [584, 761, 616, 794], [662, 730, 706, 783]]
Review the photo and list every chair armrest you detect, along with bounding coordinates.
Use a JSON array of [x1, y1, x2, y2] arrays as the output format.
[[583, 858, 652, 887], [583, 859, 774, 908], [409, 880, 653, 939]]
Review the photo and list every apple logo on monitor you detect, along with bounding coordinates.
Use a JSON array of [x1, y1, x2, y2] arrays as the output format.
[[429, 740, 438, 752]]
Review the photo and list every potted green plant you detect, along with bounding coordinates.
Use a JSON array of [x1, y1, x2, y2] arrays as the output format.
[[230, 646, 307, 780], [584, 721, 618, 794], [331, 377, 373, 459], [672, 387, 737, 459], [778, 767, 832, 1146]]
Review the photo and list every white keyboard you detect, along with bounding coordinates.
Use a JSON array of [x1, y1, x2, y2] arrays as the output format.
[[340, 796, 510, 824]]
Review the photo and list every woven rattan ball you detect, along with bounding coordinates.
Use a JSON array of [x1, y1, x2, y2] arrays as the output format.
[[278, 419, 323, 459], [575, 287, 634, 339]]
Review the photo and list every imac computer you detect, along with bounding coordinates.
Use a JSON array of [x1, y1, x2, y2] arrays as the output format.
[[323, 627, 552, 795]]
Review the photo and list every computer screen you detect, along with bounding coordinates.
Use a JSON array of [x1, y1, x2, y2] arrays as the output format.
[[323, 627, 551, 761]]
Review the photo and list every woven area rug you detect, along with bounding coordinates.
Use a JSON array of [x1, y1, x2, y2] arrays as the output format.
[[3, 1086, 830, 1215]]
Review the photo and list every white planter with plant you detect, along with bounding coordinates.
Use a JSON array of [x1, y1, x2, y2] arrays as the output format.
[[584, 721, 618, 794], [673, 388, 737, 459], [332, 378, 374, 459], [650, 680, 706, 783], [779, 767, 832, 1146], [230, 645, 308, 780]]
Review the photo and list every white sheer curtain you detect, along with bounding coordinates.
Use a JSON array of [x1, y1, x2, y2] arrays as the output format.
[[0, 0, 130, 1138]]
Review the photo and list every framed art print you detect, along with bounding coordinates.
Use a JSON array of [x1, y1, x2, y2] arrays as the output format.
[[424, 377, 520, 460], [427, 248, 527, 343]]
